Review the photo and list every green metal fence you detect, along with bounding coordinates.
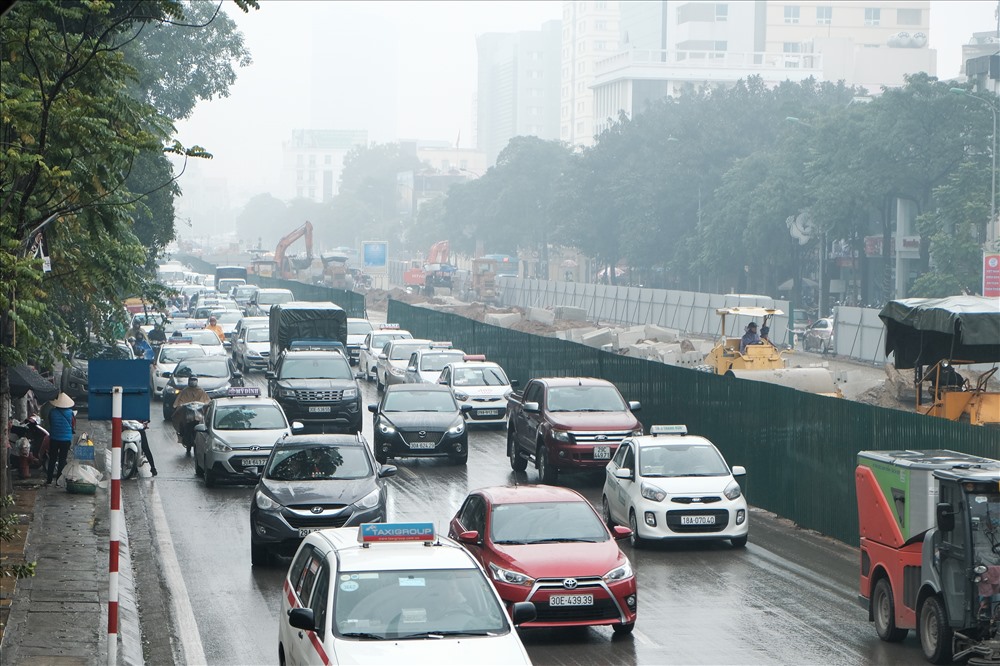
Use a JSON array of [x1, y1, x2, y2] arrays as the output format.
[[173, 255, 365, 317], [388, 299, 1000, 546]]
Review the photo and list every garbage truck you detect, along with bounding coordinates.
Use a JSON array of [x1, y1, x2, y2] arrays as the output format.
[[857, 449, 1000, 664]]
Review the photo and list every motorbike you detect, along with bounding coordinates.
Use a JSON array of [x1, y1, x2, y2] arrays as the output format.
[[8, 415, 50, 479], [171, 401, 207, 456], [121, 420, 148, 479]]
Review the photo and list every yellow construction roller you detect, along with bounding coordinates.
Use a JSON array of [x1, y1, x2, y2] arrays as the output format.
[[726, 367, 843, 398]]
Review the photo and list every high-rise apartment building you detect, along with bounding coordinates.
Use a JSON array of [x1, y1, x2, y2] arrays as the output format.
[[280, 130, 368, 203], [476, 20, 561, 165], [560, 1, 621, 146]]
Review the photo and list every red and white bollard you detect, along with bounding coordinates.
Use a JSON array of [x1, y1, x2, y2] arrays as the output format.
[[108, 386, 122, 665]]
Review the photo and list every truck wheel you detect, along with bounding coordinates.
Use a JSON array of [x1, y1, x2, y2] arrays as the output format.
[[919, 595, 953, 664], [873, 578, 907, 642], [508, 431, 527, 471], [538, 445, 557, 484]]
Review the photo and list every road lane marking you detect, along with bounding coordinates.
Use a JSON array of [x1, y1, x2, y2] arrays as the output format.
[[148, 480, 208, 665]]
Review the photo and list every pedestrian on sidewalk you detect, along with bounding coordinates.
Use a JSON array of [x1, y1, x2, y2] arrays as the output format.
[[46, 392, 74, 485]]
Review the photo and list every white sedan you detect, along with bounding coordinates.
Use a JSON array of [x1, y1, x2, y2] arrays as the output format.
[[602, 425, 748, 549], [436, 358, 513, 426], [150, 342, 207, 399], [174, 327, 227, 356]]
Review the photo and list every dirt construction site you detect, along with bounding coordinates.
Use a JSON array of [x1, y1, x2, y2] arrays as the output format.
[[365, 288, 991, 415]]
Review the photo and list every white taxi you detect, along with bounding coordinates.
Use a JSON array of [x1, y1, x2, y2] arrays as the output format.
[[280, 523, 535, 665], [436, 356, 513, 427], [358, 325, 412, 381], [601, 425, 749, 549], [149, 341, 206, 399]]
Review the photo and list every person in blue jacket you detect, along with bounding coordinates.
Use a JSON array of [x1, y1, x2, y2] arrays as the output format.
[[46, 392, 75, 485]]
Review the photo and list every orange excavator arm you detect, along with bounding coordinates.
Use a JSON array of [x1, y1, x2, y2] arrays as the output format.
[[427, 240, 449, 265], [274, 221, 314, 278]]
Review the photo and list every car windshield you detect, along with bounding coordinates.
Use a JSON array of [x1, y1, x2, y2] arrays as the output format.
[[259, 291, 292, 305], [383, 390, 456, 413], [174, 360, 229, 379], [159, 346, 206, 364], [215, 311, 242, 324], [490, 501, 609, 544], [334, 568, 509, 640], [280, 357, 353, 380], [188, 330, 222, 346], [968, 491, 1000, 566], [265, 445, 370, 480], [639, 444, 731, 477], [372, 333, 410, 349], [390, 344, 426, 361], [246, 328, 269, 343], [348, 321, 373, 335], [213, 404, 287, 431], [419, 352, 464, 372], [235, 287, 257, 298], [453, 366, 509, 387], [547, 385, 626, 412]]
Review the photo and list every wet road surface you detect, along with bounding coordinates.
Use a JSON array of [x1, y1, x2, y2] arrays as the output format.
[[125, 373, 926, 665]]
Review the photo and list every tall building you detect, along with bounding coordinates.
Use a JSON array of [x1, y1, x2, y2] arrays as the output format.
[[280, 130, 368, 203], [560, 1, 622, 147], [476, 20, 561, 165]]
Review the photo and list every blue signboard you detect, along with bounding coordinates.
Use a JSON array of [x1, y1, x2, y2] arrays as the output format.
[[362, 241, 388, 274], [358, 522, 435, 543], [88, 359, 150, 421]]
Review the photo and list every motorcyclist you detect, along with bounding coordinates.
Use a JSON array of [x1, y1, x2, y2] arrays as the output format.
[[205, 316, 225, 343], [172, 375, 209, 455]]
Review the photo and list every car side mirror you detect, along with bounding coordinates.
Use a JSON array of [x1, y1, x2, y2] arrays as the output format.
[[511, 601, 536, 626], [367, 404, 377, 413], [407, 365, 417, 372], [291, 421, 304, 432], [232, 371, 243, 380], [162, 371, 172, 378], [458, 530, 480, 545], [614, 468, 633, 480], [510, 379, 519, 388], [523, 401, 540, 413], [628, 400, 641, 412], [265, 371, 275, 380], [460, 404, 473, 413], [378, 353, 387, 360], [355, 372, 365, 380], [611, 525, 632, 540], [287, 607, 315, 631], [378, 464, 397, 478], [937, 502, 956, 533], [732, 465, 746, 476], [194, 424, 207, 432]]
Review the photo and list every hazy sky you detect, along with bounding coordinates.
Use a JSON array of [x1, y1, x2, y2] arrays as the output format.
[[173, 0, 998, 206]]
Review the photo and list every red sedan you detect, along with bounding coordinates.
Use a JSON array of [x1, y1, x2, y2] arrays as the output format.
[[448, 485, 637, 635]]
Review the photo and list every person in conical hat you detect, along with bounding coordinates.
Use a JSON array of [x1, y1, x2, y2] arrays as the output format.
[[46, 393, 75, 484]]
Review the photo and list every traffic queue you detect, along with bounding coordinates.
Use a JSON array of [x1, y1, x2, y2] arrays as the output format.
[[119, 275, 749, 666]]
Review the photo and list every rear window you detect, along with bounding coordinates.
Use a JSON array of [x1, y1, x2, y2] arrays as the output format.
[[159, 346, 206, 364], [259, 291, 293, 306], [265, 445, 372, 480], [348, 320, 373, 336]]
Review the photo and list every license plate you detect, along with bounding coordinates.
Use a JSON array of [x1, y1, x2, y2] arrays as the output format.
[[594, 445, 611, 460], [681, 515, 716, 525], [409, 441, 436, 449], [298, 528, 320, 538], [308, 406, 332, 413], [550, 595, 594, 607], [243, 458, 268, 467], [477, 409, 499, 417]]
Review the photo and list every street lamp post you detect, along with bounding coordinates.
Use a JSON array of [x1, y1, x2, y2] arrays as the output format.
[[951, 88, 998, 250], [785, 117, 827, 316]]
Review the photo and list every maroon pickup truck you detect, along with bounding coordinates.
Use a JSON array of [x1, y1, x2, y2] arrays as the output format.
[[506, 377, 642, 483]]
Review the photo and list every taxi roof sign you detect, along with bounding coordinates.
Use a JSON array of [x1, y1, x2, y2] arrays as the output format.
[[463, 354, 487, 362], [379, 323, 401, 330], [358, 522, 435, 545], [226, 387, 260, 397], [429, 341, 453, 349], [650, 425, 688, 436], [167, 337, 194, 344]]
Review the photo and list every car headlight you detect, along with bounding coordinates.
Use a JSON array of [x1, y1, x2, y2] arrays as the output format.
[[378, 422, 396, 435], [552, 430, 571, 442], [165, 386, 177, 395], [640, 482, 666, 502], [724, 480, 743, 500], [489, 563, 535, 587], [388, 366, 404, 376], [247, 350, 261, 358], [255, 492, 280, 511], [631, 427, 644, 437], [352, 487, 381, 510], [448, 420, 465, 435], [455, 392, 469, 401], [278, 388, 295, 398], [211, 439, 231, 453], [603, 560, 634, 583], [342, 387, 358, 399]]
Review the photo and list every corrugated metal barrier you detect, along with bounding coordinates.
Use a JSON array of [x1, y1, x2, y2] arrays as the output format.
[[388, 299, 1000, 546]]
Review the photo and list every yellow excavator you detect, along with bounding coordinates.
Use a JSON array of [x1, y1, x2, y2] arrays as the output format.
[[705, 306, 842, 397]]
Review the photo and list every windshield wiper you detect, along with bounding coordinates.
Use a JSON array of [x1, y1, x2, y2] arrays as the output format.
[[340, 632, 386, 640], [398, 630, 495, 639], [568, 408, 607, 412], [527, 537, 600, 544], [493, 539, 529, 545]]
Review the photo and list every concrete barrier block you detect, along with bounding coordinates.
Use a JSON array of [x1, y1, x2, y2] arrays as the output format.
[[526, 307, 556, 325], [567, 327, 597, 342], [614, 326, 648, 349], [643, 325, 679, 343], [581, 328, 614, 348], [555, 305, 588, 321], [485, 312, 522, 328]]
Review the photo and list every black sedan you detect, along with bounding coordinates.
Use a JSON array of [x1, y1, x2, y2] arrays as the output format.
[[368, 384, 472, 466], [161, 356, 243, 420], [249, 433, 396, 566]]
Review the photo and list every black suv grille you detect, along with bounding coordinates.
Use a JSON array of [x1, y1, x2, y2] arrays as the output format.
[[296, 389, 344, 402]]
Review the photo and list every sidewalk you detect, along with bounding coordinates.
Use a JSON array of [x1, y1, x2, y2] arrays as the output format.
[[1, 416, 143, 665]]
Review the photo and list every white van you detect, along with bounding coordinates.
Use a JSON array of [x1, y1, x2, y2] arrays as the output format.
[[279, 523, 534, 665]]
